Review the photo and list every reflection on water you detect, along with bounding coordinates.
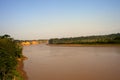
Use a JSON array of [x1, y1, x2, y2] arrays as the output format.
[[23, 44, 120, 80]]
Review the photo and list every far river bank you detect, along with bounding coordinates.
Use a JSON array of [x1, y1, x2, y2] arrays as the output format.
[[48, 44, 120, 47]]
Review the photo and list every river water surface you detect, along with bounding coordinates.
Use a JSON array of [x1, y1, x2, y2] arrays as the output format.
[[23, 44, 120, 80]]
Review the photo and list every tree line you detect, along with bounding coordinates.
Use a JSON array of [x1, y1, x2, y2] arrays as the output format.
[[49, 33, 120, 44], [0, 34, 23, 80]]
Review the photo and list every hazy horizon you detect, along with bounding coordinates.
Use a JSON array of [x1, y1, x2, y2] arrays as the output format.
[[0, 0, 120, 40]]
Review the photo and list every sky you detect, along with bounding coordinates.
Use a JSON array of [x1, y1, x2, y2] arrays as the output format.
[[0, 0, 120, 40]]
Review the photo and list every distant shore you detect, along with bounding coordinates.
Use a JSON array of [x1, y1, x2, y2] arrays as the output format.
[[48, 44, 120, 47]]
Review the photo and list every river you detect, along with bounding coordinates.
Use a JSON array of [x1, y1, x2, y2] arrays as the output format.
[[23, 44, 120, 80]]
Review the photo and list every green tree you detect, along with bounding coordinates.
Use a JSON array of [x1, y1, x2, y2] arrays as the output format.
[[0, 35, 23, 80]]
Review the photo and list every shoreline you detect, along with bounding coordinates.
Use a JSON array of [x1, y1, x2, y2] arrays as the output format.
[[48, 44, 120, 47], [17, 57, 28, 80]]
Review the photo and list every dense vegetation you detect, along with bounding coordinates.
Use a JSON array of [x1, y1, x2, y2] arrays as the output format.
[[0, 35, 23, 80], [49, 33, 120, 44]]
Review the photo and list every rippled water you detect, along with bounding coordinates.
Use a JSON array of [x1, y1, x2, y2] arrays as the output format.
[[23, 44, 120, 80]]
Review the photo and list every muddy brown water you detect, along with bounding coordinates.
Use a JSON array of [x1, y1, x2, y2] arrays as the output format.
[[23, 44, 120, 80]]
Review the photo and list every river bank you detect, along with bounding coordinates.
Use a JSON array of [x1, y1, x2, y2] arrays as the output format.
[[16, 57, 28, 80], [48, 44, 120, 47]]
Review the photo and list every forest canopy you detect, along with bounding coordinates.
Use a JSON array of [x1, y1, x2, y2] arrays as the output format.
[[49, 33, 120, 44]]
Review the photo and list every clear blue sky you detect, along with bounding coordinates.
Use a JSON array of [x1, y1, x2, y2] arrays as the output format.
[[0, 0, 120, 40]]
